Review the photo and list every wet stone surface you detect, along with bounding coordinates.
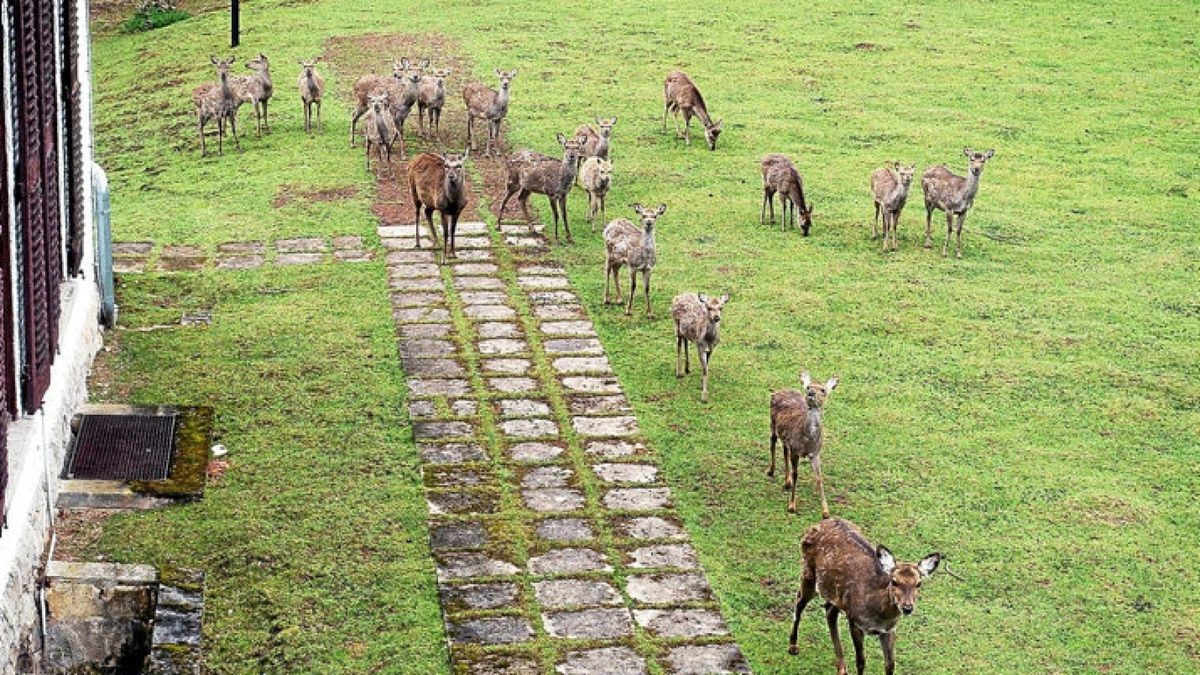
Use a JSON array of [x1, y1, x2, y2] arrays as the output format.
[[522, 488, 585, 513], [542, 608, 633, 639], [448, 616, 534, 645], [633, 609, 729, 638], [663, 644, 751, 674], [535, 518, 595, 543], [509, 442, 565, 463], [533, 579, 622, 609], [557, 647, 647, 675], [528, 548, 612, 575], [440, 582, 520, 612], [429, 521, 489, 550], [625, 573, 714, 604], [627, 544, 700, 570]]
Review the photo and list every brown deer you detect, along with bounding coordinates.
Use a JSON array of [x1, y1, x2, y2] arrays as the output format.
[[408, 150, 470, 262], [768, 372, 838, 516], [575, 117, 617, 159], [362, 92, 396, 173], [417, 68, 451, 139], [297, 58, 325, 135], [390, 59, 426, 158], [192, 56, 240, 156], [577, 157, 613, 231], [761, 154, 814, 235], [464, 69, 517, 156], [232, 53, 274, 136], [788, 518, 942, 675], [871, 163, 916, 252], [603, 204, 665, 317], [349, 59, 407, 147], [671, 293, 729, 403], [921, 148, 995, 258], [663, 71, 722, 150], [497, 134, 584, 244]]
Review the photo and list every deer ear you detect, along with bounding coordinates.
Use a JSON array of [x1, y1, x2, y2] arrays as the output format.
[[825, 376, 839, 391], [315, 56, 322, 63], [800, 371, 812, 387], [556, 132, 567, 146], [631, 203, 644, 212], [985, 149, 995, 159], [655, 204, 667, 216], [609, 116, 618, 125], [719, 293, 730, 304], [918, 553, 942, 578], [420, 59, 430, 68], [963, 147, 972, 158], [877, 546, 897, 575], [510, 69, 519, 77], [698, 294, 709, 303], [210, 54, 218, 64]]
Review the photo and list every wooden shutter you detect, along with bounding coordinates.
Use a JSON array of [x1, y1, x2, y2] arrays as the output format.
[[0, 5, 10, 530], [63, 0, 84, 275]]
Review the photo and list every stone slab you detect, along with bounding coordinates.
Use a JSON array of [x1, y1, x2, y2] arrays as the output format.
[[216, 255, 264, 270], [626, 544, 700, 570], [276, 237, 326, 252], [557, 647, 647, 675], [569, 395, 633, 415], [455, 276, 505, 290], [634, 609, 729, 638], [561, 377, 623, 395], [542, 608, 632, 639], [476, 322, 522, 339], [520, 466, 573, 489], [535, 518, 595, 543], [435, 552, 520, 581], [427, 490, 500, 515], [481, 358, 531, 375], [533, 579, 622, 609], [113, 241, 153, 255], [276, 252, 324, 266], [478, 338, 529, 355], [398, 323, 453, 339], [603, 487, 671, 511], [625, 573, 714, 604], [616, 516, 688, 541], [534, 304, 586, 320], [429, 521, 489, 550], [585, 440, 647, 459], [419, 442, 489, 464], [663, 645, 751, 674], [218, 241, 265, 254], [393, 307, 452, 323], [509, 442, 566, 463], [333, 235, 364, 250], [464, 304, 516, 321], [543, 338, 604, 355], [572, 415, 639, 437], [522, 488, 584, 513], [592, 463, 658, 484], [452, 263, 499, 276], [423, 466, 493, 489], [552, 357, 613, 375], [517, 276, 570, 289], [497, 399, 551, 418], [405, 359, 467, 378], [528, 548, 611, 575], [539, 321, 595, 337], [334, 249, 373, 262], [528, 291, 580, 306], [489, 377, 540, 394], [398, 339, 457, 359], [409, 378, 471, 397], [500, 419, 559, 439], [439, 582, 520, 612], [413, 420, 475, 440], [459, 291, 508, 305], [391, 292, 446, 307], [448, 616, 534, 645]]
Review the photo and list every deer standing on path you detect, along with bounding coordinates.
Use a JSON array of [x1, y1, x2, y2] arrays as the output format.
[[663, 71, 722, 150], [193, 56, 240, 156], [922, 148, 995, 258], [577, 157, 613, 231], [464, 69, 517, 156], [768, 372, 838, 516], [408, 151, 469, 262], [672, 293, 729, 403], [761, 154, 814, 235], [575, 117, 617, 159], [789, 517, 942, 675], [871, 163, 916, 252], [418, 68, 451, 139], [497, 134, 584, 244], [603, 204, 665, 317], [297, 58, 325, 134], [233, 53, 274, 136]]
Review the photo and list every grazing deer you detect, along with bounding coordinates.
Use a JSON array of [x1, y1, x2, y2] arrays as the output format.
[[408, 150, 470, 262], [768, 372, 838, 516], [663, 71, 722, 150], [233, 53, 274, 136], [671, 293, 729, 403], [575, 117, 617, 159], [577, 157, 613, 231], [789, 517, 942, 675], [192, 56, 240, 156], [761, 154, 814, 235], [603, 204, 665, 317], [497, 134, 584, 244], [922, 148, 995, 258], [464, 69, 517, 156], [363, 92, 396, 173], [297, 58, 325, 135], [417, 68, 451, 139], [350, 59, 407, 147], [871, 163, 916, 252]]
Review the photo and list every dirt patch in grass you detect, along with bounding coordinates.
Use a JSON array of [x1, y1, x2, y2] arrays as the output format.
[[53, 508, 122, 562], [272, 184, 360, 208]]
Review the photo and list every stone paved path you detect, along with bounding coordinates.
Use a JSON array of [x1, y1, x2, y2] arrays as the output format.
[[386, 218, 751, 674], [112, 235, 374, 273]]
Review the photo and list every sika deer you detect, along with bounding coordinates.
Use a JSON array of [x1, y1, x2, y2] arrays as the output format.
[[663, 71, 722, 150], [671, 293, 729, 403], [603, 204, 665, 317], [233, 53, 274, 136], [350, 59, 408, 147], [768, 372, 838, 517], [192, 56, 240, 156], [922, 148, 995, 258], [464, 69, 517, 156], [297, 58, 325, 135], [362, 92, 396, 173], [871, 163, 916, 252], [418, 68, 451, 139], [575, 117, 617, 159], [789, 518, 942, 675], [761, 154, 814, 235], [390, 59, 426, 158], [577, 157, 613, 231], [497, 134, 584, 244], [408, 150, 470, 262]]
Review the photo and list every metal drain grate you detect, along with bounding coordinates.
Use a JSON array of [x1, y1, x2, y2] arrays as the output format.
[[66, 414, 177, 481]]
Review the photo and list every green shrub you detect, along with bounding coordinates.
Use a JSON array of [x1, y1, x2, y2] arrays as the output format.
[[121, 5, 189, 33]]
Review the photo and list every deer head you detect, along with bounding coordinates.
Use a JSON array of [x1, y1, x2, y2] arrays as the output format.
[[433, 68, 451, 84], [963, 148, 995, 177], [442, 150, 468, 188], [799, 372, 838, 410], [368, 92, 388, 116], [631, 203, 667, 231], [798, 201, 815, 236], [697, 293, 730, 325], [876, 547, 942, 616], [556, 133, 584, 161], [896, 163, 916, 187], [246, 52, 269, 74], [405, 58, 429, 85], [594, 159, 613, 184], [209, 55, 236, 83], [703, 118, 723, 151], [298, 57, 321, 78], [494, 68, 518, 91], [595, 117, 617, 138]]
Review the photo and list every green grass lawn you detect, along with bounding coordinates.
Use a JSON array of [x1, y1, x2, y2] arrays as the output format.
[[91, 0, 1199, 672]]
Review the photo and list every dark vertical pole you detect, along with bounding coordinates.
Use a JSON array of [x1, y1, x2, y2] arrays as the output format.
[[231, 0, 239, 48]]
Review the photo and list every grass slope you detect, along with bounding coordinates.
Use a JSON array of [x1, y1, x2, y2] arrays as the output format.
[[91, 0, 1199, 672]]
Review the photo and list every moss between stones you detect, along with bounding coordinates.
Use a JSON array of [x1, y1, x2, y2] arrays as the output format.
[[128, 406, 212, 500]]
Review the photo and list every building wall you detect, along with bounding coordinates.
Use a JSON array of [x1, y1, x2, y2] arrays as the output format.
[[0, 0, 100, 669]]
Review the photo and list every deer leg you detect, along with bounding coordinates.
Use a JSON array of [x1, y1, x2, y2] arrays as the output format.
[[872, 202, 880, 239], [603, 260, 612, 304], [879, 632, 896, 675], [788, 571, 817, 655], [643, 269, 652, 317], [675, 334, 684, 378], [549, 197, 561, 243], [768, 431, 777, 477], [699, 346, 710, 402], [788, 452, 799, 512], [924, 204, 934, 248], [216, 116, 225, 155], [684, 336, 690, 373], [229, 110, 240, 150], [625, 269, 637, 317], [672, 109, 683, 138], [662, 103, 669, 133], [683, 114, 692, 145], [466, 115, 474, 151], [891, 211, 901, 251], [198, 117, 207, 157], [613, 264, 623, 303], [760, 189, 769, 224], [599, 193, 606, 228], [411, 193, 423, 249], [263, 98, 269, 132], [956, 212, 966, 258], [826, 605, 849, 675], [942, 212, 954, 257], [497, 188, 516, 222], [562, 196, 573, 244], [425, 207, 438, 259], [849, 622, 867, 675], [317, 101, 323, 132], [519, 191, 532, 225], [811, 453, 831, 519]]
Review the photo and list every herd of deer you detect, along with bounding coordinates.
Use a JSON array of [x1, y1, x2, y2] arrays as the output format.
[[191, 52, 976, 674]]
